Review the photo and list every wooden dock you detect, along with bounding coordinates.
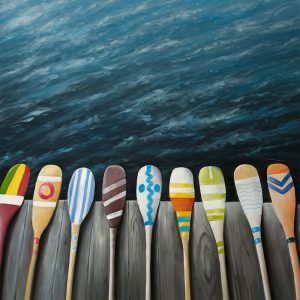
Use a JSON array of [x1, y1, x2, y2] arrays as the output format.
[[1, 201, 299, 300]]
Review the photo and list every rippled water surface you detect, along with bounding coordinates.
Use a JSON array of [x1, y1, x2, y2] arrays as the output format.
[[0, 1, 299, 200]]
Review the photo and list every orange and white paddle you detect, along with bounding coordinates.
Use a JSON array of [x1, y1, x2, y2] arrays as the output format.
[[169, 167, 195, 300], [24, 165, 62, 300], [267, 163, 300, 299]]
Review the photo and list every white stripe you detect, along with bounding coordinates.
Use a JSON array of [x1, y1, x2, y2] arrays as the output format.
[[104, 191, 126, 207], [33, 201, 56, 208], [235, 176, 260, 185], [38, 175, 62, 182], [0, 195, 24, 206], [103, 179, 126, 194], [200, 184, 226, 194], [169, 187, 195, 193], [74, 168, 87, 223], [107, 210, 123, 220], [209, 167, 213, 179], [202, 200, 225, 210], [83, 173, 92, 216], [69, 170, 79, 215]]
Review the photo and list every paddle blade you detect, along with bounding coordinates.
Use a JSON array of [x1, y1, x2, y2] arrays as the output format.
[[0, 164, 30, 207], [102, 165, 126, 228], [136, 165, 161, 226], [234, 164, 263, 227], [267, 163, 296, 238], [32, 165, 62, 236], [169, 167, 195, 238], [199, 166, 225, 222], [68, 168, 95, 225]]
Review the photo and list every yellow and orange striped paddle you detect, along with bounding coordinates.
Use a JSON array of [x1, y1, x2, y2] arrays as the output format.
[[169, 167, 195, 300]]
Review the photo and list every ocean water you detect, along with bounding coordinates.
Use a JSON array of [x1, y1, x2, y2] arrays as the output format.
[[0, 0, 299, 201]]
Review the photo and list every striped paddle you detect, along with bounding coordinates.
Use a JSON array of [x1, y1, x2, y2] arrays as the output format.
[[169, 167, 195, 300], [267, 164, 300, 299], [0, 164, 30, 268], [234, 164, 271, 300], [102, 165, 126, 300], [136, 165, 162, 300], [66, 168, 95, 300], [24, 165, 62, 300], [198, 166, 229, 300]]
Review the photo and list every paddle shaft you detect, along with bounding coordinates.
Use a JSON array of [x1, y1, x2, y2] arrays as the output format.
[[145, 226, 153, 300], [255, 242, 271, 300], [218, 251, 229, 300], [66, 224, 80, 300], [288, 241, 300, 300], [24, 236, 41, 300], [109, 228, 117, 300], [182, 237, 191, 300]]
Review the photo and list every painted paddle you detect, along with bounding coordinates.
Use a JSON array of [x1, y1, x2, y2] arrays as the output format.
[[102, 165, 126, 300], [267, 163, 300, 299], [66, 168, 95, 300], [169, 167, 195, 300], [198, 166, 229, 300], [234, 164, 271, 300], [136, 165, 162, 300], [24, 165, 62, 300], [0, 163, 30, 268]]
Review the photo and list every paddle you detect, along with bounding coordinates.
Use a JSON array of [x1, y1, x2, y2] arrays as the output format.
[[267, 163, 300, 299], [66, 167, 95, 300], [102, 165, 126, 300], [24, 164, 62, 300], [169, 167, 195, 300], [198, 166, 229, 300], [0, 163, 30, 268], [136, 165, 162, 300], [234, 164, 271, 300]]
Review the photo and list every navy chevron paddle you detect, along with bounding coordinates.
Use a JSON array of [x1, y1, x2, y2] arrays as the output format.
[[66, 168, 95, 300]]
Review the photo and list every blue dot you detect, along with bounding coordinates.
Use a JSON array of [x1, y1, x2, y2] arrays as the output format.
[[139, 184, 145, 193], [154, 184, 160, 192]]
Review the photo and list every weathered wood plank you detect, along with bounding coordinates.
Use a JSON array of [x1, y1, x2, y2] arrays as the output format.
[[0, 201, 299, 300]]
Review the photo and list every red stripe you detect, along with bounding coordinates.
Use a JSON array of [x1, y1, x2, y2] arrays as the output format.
[[171, 198, 194, 212], [33, 237, 40, 244], [17, 165, 30, 196]]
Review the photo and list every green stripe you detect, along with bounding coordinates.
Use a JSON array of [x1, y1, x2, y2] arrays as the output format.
[[0, 165, 19, 194], [218, 247, 225, 254], [208, 215, 224, 221], [202, 193, 225, 201], [205, 208, 225, 214], [216, 240, 224, 247]]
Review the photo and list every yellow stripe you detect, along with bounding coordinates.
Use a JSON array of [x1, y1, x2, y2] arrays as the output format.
[[170, 192, 194, 198], [6, 164, 25, 195], [170, 183, 194, 188], [180, 232, 190, 238], [179, 222, 190, 227], [176, 211, 192, 217]]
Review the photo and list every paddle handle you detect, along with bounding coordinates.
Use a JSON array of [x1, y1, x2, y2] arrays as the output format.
[[109, 228, 117, 300], [255, 242, 271, 300], [0, 218, 8, 268], [288, 241, 300, 300], [145, 226, 153, 300], [218, 251, 229, 300], [66, 224, 80, 300], [24, 237, 40, 300], [182, 237, 191, 300]]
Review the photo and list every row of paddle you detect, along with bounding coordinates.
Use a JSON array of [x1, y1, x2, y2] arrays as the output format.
[[0, 163, 298, 300]]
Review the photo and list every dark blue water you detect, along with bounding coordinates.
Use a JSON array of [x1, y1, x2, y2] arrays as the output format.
[[0, 1, 299, 201]]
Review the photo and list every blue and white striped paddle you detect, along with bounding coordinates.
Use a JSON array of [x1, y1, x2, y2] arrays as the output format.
[[66, 168, 95, 300]]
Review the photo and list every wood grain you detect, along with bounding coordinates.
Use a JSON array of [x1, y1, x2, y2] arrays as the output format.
[[0, 201, 299, 300]]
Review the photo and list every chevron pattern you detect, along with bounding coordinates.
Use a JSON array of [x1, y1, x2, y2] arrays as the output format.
[[267, 172, 294, 195]]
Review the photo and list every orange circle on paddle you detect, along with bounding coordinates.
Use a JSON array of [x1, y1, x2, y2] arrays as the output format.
[[39, 182, 55, 200]]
